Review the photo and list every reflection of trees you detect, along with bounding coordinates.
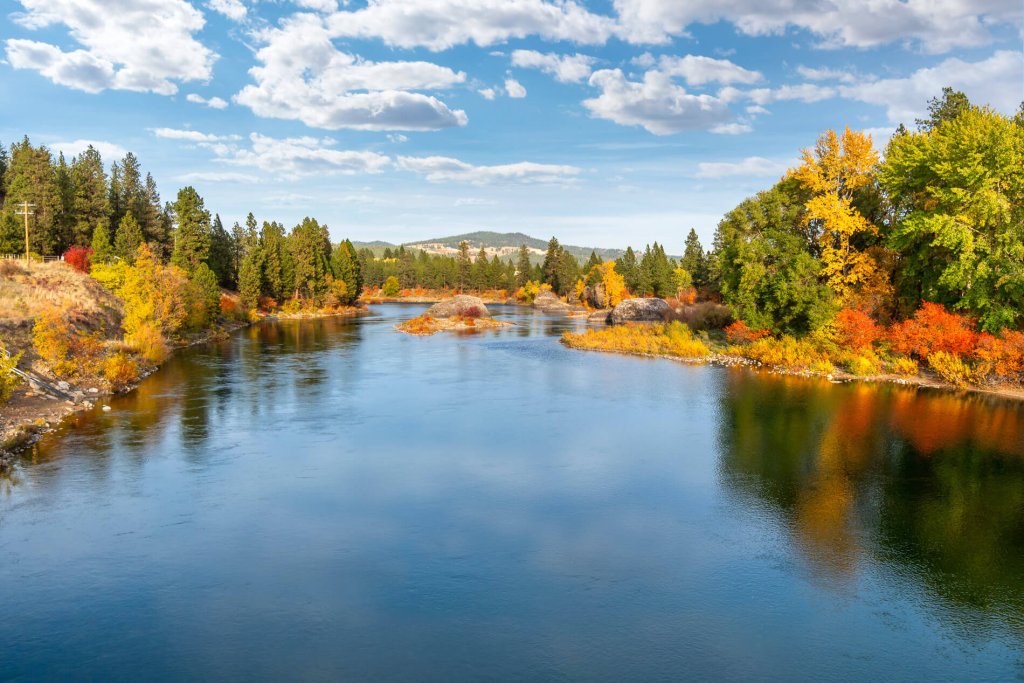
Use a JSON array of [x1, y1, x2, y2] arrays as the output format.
[[718, 369, 1024, 627]]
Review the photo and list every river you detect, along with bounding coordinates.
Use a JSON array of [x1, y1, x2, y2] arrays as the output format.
[[2, 303, 1022, 681]]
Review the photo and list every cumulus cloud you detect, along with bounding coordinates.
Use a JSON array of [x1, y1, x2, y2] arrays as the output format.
[[510, 50, 596, 83], [50, 139, 128, 161], [478, 88, 497, 100], [612, 0, 1021, 53], [504, 78, 527, 98], [397, 156, 580, 184], [6, 0, 215, 95], [710, 122, 752, 135], [176, 171, 260, 183], [219, 134, 392, 179], [696, 156, 791, 178], [186, 93, 229, 109], [583, 69, 731, 135], [796, 65, 859, 84], [657, 55, 761, 86], [234, 13, 468, 131], [207, 0, 246, 21], [324, 0, 615, 51]]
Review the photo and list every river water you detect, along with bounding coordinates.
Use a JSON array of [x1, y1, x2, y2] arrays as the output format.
[[2, 304, 1023, 681]]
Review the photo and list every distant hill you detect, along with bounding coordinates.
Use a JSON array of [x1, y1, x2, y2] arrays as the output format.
[[404, 231, 625, 262]]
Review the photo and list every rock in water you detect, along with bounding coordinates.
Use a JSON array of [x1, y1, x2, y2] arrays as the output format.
[[426, 295, 491, 318], [609, 298, 671, 324], [588, 309, 612, 324], [533, 289, 571, 311]]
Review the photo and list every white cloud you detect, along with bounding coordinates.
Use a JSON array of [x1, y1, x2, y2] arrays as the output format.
[[583, 69, 731, 135], [837, 50, 1024, 123], [295, 0, 337, 10], [324, 0, 615, 51], [710, 122, 752, 135], [631, 52, 656, 68], [478, 87, 497, 100], [234, 13, 468, 131], [696, 156, 791, 178], [207, 0, 246, 21], [510, 50, 596, 83], [151, 128, 239, 142], [658, 55, 761, 86], [186, 93, 229, 109], [397, 156, 580, 184], [176, 171, 260, 183], [220, 134, 392, 179], [454, 197, 496, 206], [504, 78, 527, 98], [6, 0, 215, 95], [387, 134, 409, 143], [50, 139, 128, 161], [747, 83, 837, 105], [612, 0, 1021, 53], [796, 65, 859, 84]]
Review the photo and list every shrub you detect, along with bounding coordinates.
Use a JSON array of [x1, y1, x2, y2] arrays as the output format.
[[0, 259, 25, 277], [887, 356, 919, 376], [32, 309, 105, 378], [127, 321, 169, 364], [842, 351, 883, 376], [514, 280, 547, 304], [887, 303, 977, 359], [103, 352, 139, 390], [0, 342, 22, 403], [671, 302, 733, 331], [928, 351, 977, 388], [973, 330, 1024, 382], [383, 275, 401, 297], [562, 321, 710, 359], [64, 246, 93, 273], [736, 335, 834, 374], [725, 320, 769, 344], [90, 260, 129, 293], [834, 308, 880, 351]]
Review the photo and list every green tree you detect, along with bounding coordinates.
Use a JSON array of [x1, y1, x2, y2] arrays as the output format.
[[207, 213, 235, 288], [238, 247, 263, 311], [288, 216, 331, 303], [456, 240, 471, 290], [915, 87, 972, 131], [190, 261, 221, 326], [169, 186, 211, 275], [515, 244, 532, 287], [615, 246, 640, 294], [880, 105, 1024, 331], [90, 220, 115, 264], [70, 146, 109, 248], [114, 212, 144, 263], [554, 250, 580, 296], [331, 239, 363, 305], [541, 237, 561, 286], [680, 229, 709, 289], [4, 137, 62, 254]]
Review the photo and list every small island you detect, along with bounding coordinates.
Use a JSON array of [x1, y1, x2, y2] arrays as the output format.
[[396, 295, 513, 336]]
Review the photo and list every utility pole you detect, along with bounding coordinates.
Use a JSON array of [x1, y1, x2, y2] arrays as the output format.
[[14, 202, 35, 260]]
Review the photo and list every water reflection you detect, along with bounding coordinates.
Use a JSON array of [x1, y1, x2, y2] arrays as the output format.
[[718, 370, 1024, 628]]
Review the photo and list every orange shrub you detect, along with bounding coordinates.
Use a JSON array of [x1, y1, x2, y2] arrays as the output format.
[[32, 308, 104, 378], [887, 303, 977, 358], [834, 308, 880, 351], [725, 320, 770, 344], [103, 351, 139, 390], [973, 330, 1024, 381], [127, 321, 169, 364], [63, 246, 92, 273]]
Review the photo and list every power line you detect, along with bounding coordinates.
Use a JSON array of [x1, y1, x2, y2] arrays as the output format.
[[14, 201, 36, 259]]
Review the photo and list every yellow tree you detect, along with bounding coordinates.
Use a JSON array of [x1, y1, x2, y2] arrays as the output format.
[[789, 128, 880, 305]]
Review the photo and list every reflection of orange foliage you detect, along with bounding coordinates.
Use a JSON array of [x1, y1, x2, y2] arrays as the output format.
[[888, 391, 1024, 457]]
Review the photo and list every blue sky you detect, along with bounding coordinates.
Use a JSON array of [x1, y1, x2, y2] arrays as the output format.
[[1, 0, 1021, 251]]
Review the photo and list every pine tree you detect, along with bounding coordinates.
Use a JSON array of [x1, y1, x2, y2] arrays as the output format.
[[260, 220, 287, 300], [515, 244, 532, 287], [331, 239, 362, 305], [616, 246, 640, 294], [53, 152, 74, 250], [542, 237, 561, 286], [107, 161, 122, 232], [140, 173, 164, 247], [5, 137, 61, 254], [91, 220, 115, 264], [207, 213, 235, 288], [289, 217, 332, 303], [680, 229, 708, 288], [238, 246, 263, 311], [70, 146, 109, 248], [119, 152, 145, 229], [170, 186, 211, 275], [456, 240, 471, 290], [191, 262, 221, 326], [114, 212, 144, 263], [585, 250, 601, 272]]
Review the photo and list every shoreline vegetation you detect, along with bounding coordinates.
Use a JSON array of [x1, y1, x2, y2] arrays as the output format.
[[2, 87, 1023, 462]]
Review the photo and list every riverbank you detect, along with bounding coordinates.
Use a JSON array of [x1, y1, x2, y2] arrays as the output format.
[[562, 325, 1024, 403]]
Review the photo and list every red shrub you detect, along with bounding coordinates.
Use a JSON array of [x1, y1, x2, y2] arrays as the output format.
[[64, 246, 92, 273], [974, 330, 1024, 379], [887, 302, 977, 358], [835, 308, 881, 351], [725, 320, 770, 344]]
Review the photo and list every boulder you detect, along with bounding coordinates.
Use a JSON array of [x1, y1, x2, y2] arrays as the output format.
[[533, 289, 570, 311], [426, 295, 491, 319], [588, 309, 612, 324], [609, 298, 671, 324], [582, 282, 607, 309]]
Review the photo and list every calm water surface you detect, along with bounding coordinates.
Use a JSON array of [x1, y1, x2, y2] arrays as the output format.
[[2, 303, 1023, 681]]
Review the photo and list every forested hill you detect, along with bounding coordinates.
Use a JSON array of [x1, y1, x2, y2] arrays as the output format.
[[405, 231, 626, 262]]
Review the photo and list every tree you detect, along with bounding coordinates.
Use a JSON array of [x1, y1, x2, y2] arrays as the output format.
[[90, 220, 115, 264], [170, 186, 211, 275], [383, 275, 401, 297], [713, 177, 835, 334], [288, 216, 331, 303], [331, 239, 363, 305], [554, 250, 580, 296], [880, 105, 1024, 332], [616, 247, 640, 294], [680, 229, 709, 288], [584, 250, 601, 273], [515, 244, 532, 287], [456, 240, 471, 290], [238, 247, 263, 311], [140, 173, 165, 249], [3, 137, 62, 254], [789, 127, 880, 307], [70, 146, 109, 248], [190, 262, 221, 326], [915, 87, 972, 131], [472, 246, 490, 290], [114, 212, 144, 263], [541, 237, 561, 286], [207, 213, 235, 288]]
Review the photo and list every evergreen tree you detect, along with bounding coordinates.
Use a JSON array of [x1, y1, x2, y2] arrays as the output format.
[[4, 137, 61, 254], [585, 250, 602, 272], [119, 152, 145, 229], [331, 239, 363, 305], [53, 152, 74, 250], [680, 229, 708, 288], [231, 221, 246, 282], [289, 216, 332, 303], [915, 87, 972, 131], [616, 246, 639, 294], [554, 250, 580, 296], [191, 262, 221, 326], [170, 186, 211, 275], [107, 161, 122, 232], [515, 243, 532, 287], [70, 146, 109, 248], [140, 173, 164, 248], [207, 213, 235, 288], [456, 240, 471, 290], [238, 246, 263, 311], [541, 237, 561, 286], [472, 246, 489, 290], [114, 212, 144, 263], [91, 220, 115, 264]]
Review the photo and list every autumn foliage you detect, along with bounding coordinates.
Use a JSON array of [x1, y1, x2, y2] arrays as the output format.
[[563, 322, 710, 359], [887, 303, 977, 358], [63, 246, 93, 273], [834, 308, 881, 351], [725, 320, 770, 344]]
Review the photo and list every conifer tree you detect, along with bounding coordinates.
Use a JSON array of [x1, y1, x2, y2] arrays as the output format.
[[515, 244, 532, 287], [170, 186, 211, 275], [91, 220, 115, 264], [114, 212, 144, 263], [207, 213, 235, 288]]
